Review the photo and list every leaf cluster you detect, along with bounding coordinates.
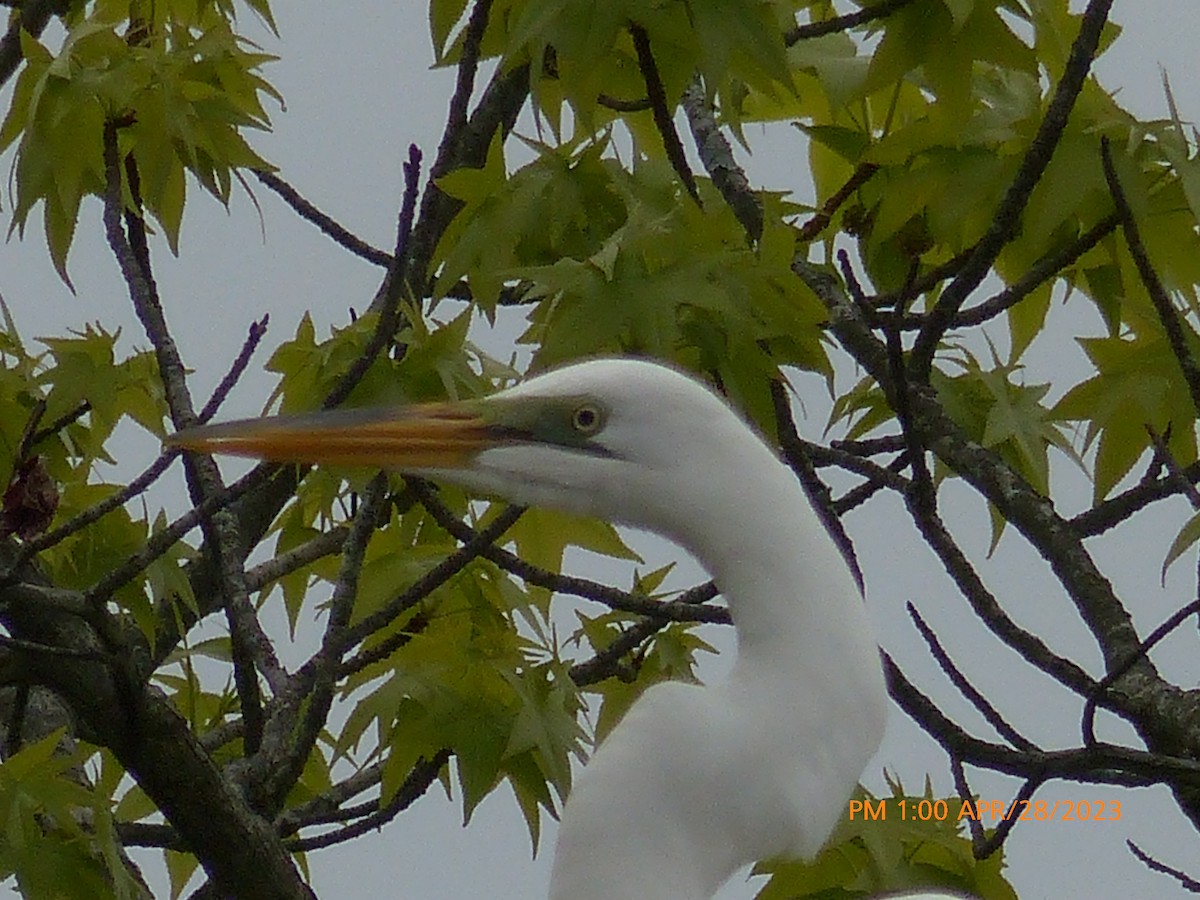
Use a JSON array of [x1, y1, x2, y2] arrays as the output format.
[[1, 0, 281, 281]]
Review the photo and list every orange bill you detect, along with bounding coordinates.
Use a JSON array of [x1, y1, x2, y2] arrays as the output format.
[[165, 403, 500, 470]]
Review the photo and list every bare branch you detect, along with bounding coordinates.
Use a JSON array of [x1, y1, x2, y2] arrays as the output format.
[[785, 0, 916, 45], [1072, 460, 1200, 537], [1083, 599, 1200, 747], [799, 254, 1200, 769], [885, 655, 1200, 787], [285, 750, 450, 852], [1127, 840, 1200, 893], [106, 122, 288, 735], [410, 481, 729, 625], [630, 23, 700, 206], [198, 315, 270, 424], [796, 163, 879, 243], [907, 603, 1039, 752], [252, 171, 393, 268]]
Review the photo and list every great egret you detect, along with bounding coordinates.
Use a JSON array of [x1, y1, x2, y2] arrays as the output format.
[[169, 358, 951, 899]]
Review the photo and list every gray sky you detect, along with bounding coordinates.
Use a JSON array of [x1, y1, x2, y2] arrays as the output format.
[[4, 2, 1200, 898]]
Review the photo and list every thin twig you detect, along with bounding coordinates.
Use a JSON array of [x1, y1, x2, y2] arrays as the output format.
[[244, 527, 350, 592], [1082, 599, 1200, 746], [832, 453, 910, 515], [337, 502, 524, 671], [274, 761, 384, 836], [252, 171, 392, 268], [950, 756, 986, 848], [908, 603, 1038, 752], [569, 581, 720, 687], [796, 163, 879, 243], [324, 145, 423, 410], [444, 0, 494, 142], [1072, 461, 1200, 536], [410, 481, 729, 625], [284, 750, 450, 852], [939, 212, 1120, 331], [973, 777, 1042, 860], [276, 476, 388, 807], [806, 441, 910, 492], [1127, 840, 1200, 893], [903, 483, 1099, 699], [1147, 427, 1200, 510], [771, 380, 864, 591], [597, 93, 652, 112], [830, 434, 906, 456], [785, 0, 915, 45], [30, 401, 91, 449], [630, 22, 700, 205], [82, 468, 265, 604], [198, 315, 270, 424]]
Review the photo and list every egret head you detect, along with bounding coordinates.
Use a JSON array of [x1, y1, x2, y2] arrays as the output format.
[[167, 358, 763, 543]]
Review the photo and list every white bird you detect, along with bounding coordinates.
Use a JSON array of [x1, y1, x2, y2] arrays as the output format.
[[169, 358, 958, 899]]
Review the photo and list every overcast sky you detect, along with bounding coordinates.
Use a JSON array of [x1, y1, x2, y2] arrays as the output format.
[[4, 3, 1200, 899]]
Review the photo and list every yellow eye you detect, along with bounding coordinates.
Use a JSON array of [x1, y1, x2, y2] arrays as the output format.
[[571, 404, 602, 434]]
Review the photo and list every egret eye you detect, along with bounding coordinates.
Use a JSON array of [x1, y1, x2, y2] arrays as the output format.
[[571, 403, 602, 435]]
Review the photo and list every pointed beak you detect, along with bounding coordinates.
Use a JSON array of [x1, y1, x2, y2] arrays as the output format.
[[165, 403, 499, 470]]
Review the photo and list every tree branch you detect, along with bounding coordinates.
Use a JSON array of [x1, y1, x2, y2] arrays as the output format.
[[910, 0, 1116, 376], [681, 76, 761, 240], [907, 603, 1039, 752], [1101, 136, 1200, 416], [252, 171, 393, 268], [409, 481, 729, 625], [785, 0, 916, 45], [631, 23, 700, 206]]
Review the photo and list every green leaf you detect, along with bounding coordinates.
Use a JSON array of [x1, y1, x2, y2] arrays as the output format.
[[1053, 328, 1199, 500], [2, 10, 280, 280], [429, 0, 471, 61], [166, 849, 200, 900], [0, 731, 140, 899], [754, 779, 1017, 899], [1162, 511, 1200, 583]]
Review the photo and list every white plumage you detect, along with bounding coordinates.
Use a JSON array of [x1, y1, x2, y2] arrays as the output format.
[[469, 361, 889, 898], [170, 358, 969, 900]]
